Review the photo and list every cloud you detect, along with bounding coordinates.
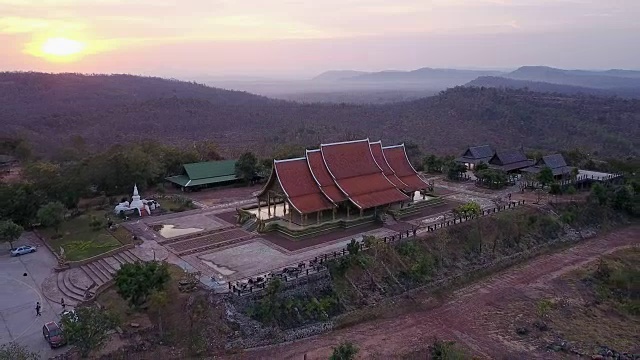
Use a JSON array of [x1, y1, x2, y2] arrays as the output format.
[[0, 16, 85, 34]]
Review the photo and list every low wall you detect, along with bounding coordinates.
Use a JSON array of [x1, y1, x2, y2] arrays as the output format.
[[67, 243, 135, 268]]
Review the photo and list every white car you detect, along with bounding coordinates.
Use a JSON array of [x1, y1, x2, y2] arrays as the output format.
[[60, 309, 78, 323], [10, 245, 37, 256]]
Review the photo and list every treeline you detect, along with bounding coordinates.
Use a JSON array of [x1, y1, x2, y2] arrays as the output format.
[[0, 140, 226, 227]]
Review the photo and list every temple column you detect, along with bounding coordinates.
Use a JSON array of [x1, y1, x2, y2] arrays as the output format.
[[267, 193, 271, 217], [273, 196, 277, 216], [257, 199, 261, 217], [288, 205, 292, 230], [317, 211, 321, 224], [347, 204, 350, 220], [360, 209, 363, 218], [332, 207, 336, 220], [302, 213, 306, 226]]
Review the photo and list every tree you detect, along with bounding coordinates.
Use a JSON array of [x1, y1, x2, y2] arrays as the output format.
[[453, 201, 481, 219], [570, 167, 580, 182], [148, 290, 169, 339], [329, 341, 359, 360], [114, 261, 170, 308], [403, 141, 423, 171], [537, 167, 554, 189], [430, 339, 467, 360], [61, 306, 117, 358], [590, 183, 608, 205], [235, 152, 258, 184], [193, 140, 223, 161], [37, 201, 65, 234], [0, 183, 45, 227], [566, 185, 577, 201], [474, 162, 489, 172], [0, 342, 39, 360], [446, 161, 467, 181], [423, 154, 444, 173], [0, 220, 23, 249]]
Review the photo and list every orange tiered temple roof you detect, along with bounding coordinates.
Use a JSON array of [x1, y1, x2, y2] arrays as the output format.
[[258, 157, 334, 214], [369, 141, 410, 191], [320, 139, 408, 209], [383, 144, 429, 191], [258, 139, 425, 214], [306, 149, 347, 203]]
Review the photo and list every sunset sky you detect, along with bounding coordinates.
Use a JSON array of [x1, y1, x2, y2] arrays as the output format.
[[1, 0, 639, 78]]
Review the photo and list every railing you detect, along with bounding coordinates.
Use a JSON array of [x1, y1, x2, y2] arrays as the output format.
[[229, 199, 526, 296]]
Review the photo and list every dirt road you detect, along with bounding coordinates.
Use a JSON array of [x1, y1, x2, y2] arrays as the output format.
[[244, 225, 640, 359]]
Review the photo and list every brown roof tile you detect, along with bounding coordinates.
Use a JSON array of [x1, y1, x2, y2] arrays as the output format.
[[322, 140, 408, 209], [274, 158, 334, 213], [306, 149, 348, 203], [370, 141, 410, 191], [383, 145, 428, 191]]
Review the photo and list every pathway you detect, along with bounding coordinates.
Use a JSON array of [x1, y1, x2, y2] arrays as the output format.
[[41, 241, 169, 307]]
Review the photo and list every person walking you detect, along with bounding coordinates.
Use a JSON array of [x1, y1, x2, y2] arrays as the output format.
[[61, 298, 65, 310], [35, 301, 41, 316]]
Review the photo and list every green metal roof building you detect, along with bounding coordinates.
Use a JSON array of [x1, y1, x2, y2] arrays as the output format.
[[166, 160, 239, 189]]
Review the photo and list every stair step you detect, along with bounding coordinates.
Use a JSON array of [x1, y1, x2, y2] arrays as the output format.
[[120, 250, 139, 263], [86, 262, 111, 283], [80, 265, 106, 287], [177, 236, 252, 256], [102, 257, 123, 273], [111, 253, 129, 266], [57, 272, 85, 302], [94, 260, 115, 279]]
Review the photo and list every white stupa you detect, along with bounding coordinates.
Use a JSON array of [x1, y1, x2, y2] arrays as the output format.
[[114, 184, 160, 216]]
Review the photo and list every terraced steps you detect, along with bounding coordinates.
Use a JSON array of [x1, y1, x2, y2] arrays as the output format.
[[54, 249, 143, 305], [166, 228, 252, 255], [156, 226, 235, 245], [176, 235, 254, 256]]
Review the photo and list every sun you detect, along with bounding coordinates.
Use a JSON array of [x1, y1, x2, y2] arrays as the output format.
[[40, 37, 85, 59]]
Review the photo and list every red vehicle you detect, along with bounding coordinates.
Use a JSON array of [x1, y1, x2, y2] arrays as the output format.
[[42, 321, 65, 348]]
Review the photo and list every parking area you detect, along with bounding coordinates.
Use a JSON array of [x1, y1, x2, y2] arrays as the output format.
[[0, 232, 67, 358]]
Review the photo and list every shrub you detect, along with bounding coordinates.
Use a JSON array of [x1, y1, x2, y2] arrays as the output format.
[[329, 341, 359, 360]]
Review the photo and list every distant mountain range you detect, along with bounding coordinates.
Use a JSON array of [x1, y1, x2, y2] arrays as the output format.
[[467, 76, 640, 98], [313, 67, 505, 89], [506, 66, 640, 89], [466, 66, 640, 98]]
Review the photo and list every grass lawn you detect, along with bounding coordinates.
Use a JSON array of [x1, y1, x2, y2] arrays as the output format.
[[41, 210, 125, 261]]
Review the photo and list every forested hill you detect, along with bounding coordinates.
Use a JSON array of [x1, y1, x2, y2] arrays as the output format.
[[0, 72, 274, 109], [1, 72, 638, 158]]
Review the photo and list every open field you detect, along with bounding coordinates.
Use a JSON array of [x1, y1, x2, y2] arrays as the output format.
[[243, 225, 640, 359]]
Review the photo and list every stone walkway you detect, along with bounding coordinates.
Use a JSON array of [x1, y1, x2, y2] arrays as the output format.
[[41, 241, 169, 307]]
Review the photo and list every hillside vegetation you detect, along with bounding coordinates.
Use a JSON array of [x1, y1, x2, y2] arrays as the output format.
[[1, 72, 639, 158]]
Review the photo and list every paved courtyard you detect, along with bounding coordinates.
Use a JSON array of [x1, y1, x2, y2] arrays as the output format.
[[0, 233, 67, 359], [129, 180, 508, 290], [197, 227, 396, 281]]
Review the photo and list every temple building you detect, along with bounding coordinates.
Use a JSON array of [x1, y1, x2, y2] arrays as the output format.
[[253, 139, 435, 233], [456, 145, 495, 169]]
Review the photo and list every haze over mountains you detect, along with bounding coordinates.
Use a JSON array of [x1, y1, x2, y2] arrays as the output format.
[[205, 66, 640, 103], [1, 72, 638, 160]]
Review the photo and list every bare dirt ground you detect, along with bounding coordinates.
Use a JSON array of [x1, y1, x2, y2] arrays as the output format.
[[243, 225, 640, 360]]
